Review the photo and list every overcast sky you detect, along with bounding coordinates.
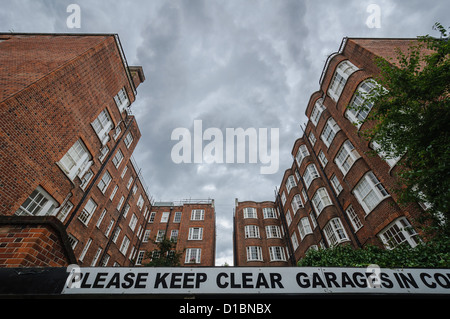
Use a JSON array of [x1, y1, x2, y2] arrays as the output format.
[[1, 0, 448, 265]]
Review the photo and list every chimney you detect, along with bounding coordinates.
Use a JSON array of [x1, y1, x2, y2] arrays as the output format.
[[128, 66, 145, 89]]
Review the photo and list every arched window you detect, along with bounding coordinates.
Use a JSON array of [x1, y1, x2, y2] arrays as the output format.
[[328, 60, 359, 102]]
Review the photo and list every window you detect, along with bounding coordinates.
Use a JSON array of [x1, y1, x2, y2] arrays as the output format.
[[281, 192, 287, 206], [174, 212, 182, 223], [112, 227, 121, 243], [189, 228, 203, 240], [129, 214, 138, 231], [291, 233, 299, 251], [143, 230, 151, 243], [79, 238, 92, 262], [286, 210, 292, 226], [80, 169, 94, 191], [346, 79, 378, 128], [79, 198, 97, 225], [286, 175, 296, 193], [114, 87, 130, 112], [309, 132, 317, 146], [245, 225, 260, 238], [263, 207, 276, 219], [105, 219, 114, 238], [117, 196, 125, 211], [328, 60, 359, 101], [295, 145, 309, 166], [291, 194, 304, 213], [310, 98, 325, 126], [243, 207, 257, 219], [318, 150, 328, 167], [99, 145, 109, 163], [335, 140, 360, 175], [303, 164, 319, 189], [269, 247, 286, 262], [353, 172, 389, 214], [112, 149, 124, 168], [136, 251, 145, 266], [127, 177, 133, 189], [124, 132, 134, 149], [311, 188, 332, 215], [185, 249, 202, 264], [321, 117, 341, 147], [91, 247, 103, 267], [266, 226, 281, 239], [98, 171, 112, 194], [161, 212, 170, 223], [109, 185, 118, 201], [149, 212, 156, 223], [246, 246, 263, 262], [331, 175, 343, 195], [137, 195, 144, 210], [346, 205, 363, 232], [324, 218, 349, 247], [113, 125, 122, 140], [58, 139, 92, 181], [96, 209, 107, 228], [170, 230, 179, 242], [91, 109, 113, 145], [371, 140, 402, 168], [378, 217, 420, 249], [191, 209, 205, 220], [298, 217, 313, 240], [121, 166, 128, 178], [120, 236, 130, 255], [156, 230, 165, 242], [57, 201, 74, 223], [15, 186, 58, 217]]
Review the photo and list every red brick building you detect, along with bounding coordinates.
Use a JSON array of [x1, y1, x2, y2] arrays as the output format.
[[233, 200, 289, 267], [137, 201, 216, 267], [234, 38, 428, 266], [0, 33, 153, 267]]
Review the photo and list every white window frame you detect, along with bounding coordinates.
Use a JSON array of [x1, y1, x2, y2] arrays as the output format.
[[353, 172, 389, 214], [78, 198, 97, 225], [91, 109, 113, 146], [303, 164, 320, 189], [243, 207, 257, 219], [286, 210, 292, 226], [245, 225, 260, 239], [191, 209, 205, 221], [246, 246, 263, 262], [185, 248, 202, 264], [324, 218, 349, 247], [321, 117, 341, 148], [309, 132, 317, 146], [112, 149, 124, 169], [298, 217, 313, 240], [378, 217, 420, 250], [328, 60, 359, 102], [156, 230, 165, 242], [15, 186, 58, 217], [311, 188, 332, 215], [310, 98, 325, 126], [188, 227, 204, 240], [346, 205, 363, 232], [161, 212, 170, 223], [263, 207, 276, 219], [318, 150, 328, 167], [286, 175, 296, 193], [119, 236, 130, 255], [114, 87, 130, 112], [331, 174, 343, 195], [173, 211, 182, 223], [124, 132, 134, 149], [58, 139, 92, 181], [97, 170, 112, 194], [129, 214, 138, 231], [295, 145, 310, 166], [346, 79, 378, 128], [269, 247, 286, 262], [335, 140, 361, 176], [291, 194, 304, 213], [265, 225, 281, 239]]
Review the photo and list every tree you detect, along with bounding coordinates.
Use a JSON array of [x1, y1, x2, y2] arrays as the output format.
[[143, 237, 184, 267], [354, 23, 450, 234]]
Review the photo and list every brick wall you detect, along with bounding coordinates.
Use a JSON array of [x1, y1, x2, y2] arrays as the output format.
[[0, 216, 76, 268]]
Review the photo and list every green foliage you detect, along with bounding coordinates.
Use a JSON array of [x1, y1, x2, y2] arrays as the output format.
[[355, 22, 450, 232], [143, 237, 184, 267], [298, 238, 450, 268]]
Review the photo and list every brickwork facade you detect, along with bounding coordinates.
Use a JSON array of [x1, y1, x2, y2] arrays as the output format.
[[138, 201, 216, 267], [234, 38, 427, 266]]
